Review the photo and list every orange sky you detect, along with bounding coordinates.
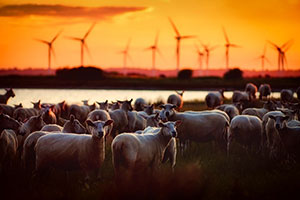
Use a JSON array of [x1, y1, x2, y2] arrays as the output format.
[[0, 0, 300, 71]]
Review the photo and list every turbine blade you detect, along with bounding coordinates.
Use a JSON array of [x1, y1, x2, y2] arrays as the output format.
[[35, 39, 49, 45], [267, 40, 280, 49], [168, 17, 180, 36], [209, 45, 218, 51], [230, 44, 241, 48], [282, 40, 294, 52], [126, 38, 131, 52], [281, 39, 293, 49], [51, 47, 58, 65], [144, 46, 152, 51], [222, 27, 229, 43], [156, 47, 166, 63], [84, 43, 93, 61], [127, 53, 134, 66], [51, 30, 63, 43], [65, 36, 82, 41], [181, 35, 197, 39], [84, 23, 96, 39], [265, 57, 272, 65], [263, 43, 267, 55]]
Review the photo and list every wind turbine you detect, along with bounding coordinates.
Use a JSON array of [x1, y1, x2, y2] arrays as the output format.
[[145, 32, 162, 77], [258, 44, 271, 71], [202, 43, 218, 70], [169, 18, 196, 74], [35, 30, 62, 73], [223, 27, 240, 70], [195, 44, 204, 74], [120, 38, 132, 75], [268, 40, 293, 71], [67, 23, 96, 67]]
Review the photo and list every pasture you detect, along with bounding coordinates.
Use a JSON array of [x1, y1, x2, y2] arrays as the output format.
[[1, 98, 300, 200]]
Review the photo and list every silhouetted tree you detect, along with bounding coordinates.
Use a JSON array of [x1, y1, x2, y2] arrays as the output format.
[[56, 66, 104, 80], [223, 68, 243, 80], [178, 69, 193, 79]]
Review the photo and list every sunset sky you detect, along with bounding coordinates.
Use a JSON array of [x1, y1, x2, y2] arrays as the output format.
[[0, 0, 299, 72]]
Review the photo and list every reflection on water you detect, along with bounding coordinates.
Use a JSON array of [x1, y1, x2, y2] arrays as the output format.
[[6, 89, 281, 108]]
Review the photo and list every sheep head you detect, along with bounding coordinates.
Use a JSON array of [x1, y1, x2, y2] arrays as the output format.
[[159, 120, 181, 137], [159, 104, 177, 122], [268, 115, 289, 130], [86, 119, 114, 138]]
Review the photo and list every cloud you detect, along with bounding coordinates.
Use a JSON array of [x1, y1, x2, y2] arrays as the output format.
[[0, 4, 148, 19]]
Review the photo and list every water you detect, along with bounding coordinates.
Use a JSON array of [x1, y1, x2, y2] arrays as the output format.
[[5, 89, 281, 108]]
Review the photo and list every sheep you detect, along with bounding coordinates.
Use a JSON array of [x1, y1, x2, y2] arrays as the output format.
[[134, 98, 147, 111], [259, 84, 271, 100], [241, 100, 277, 120], [280, 89, 294, 103], [0, 113, 21, 133], [127, 111, 147, 132], [86, 109, 112, 137], [0, 88, 15, 104], [111, 120, 180, 180], [159, 104, 229, 150], [227, 115, 262, 155], [216, 104, 240, 121], [13, 100, 42, 122], [41, 124, 63, 132], [0, 103, 22, 117], [297, 86, 300, 100], [41, 105, 57, 124], [35, 119, 113, 181], [145, 113, 160, 127], [268, 115, 300, 159], [205, 90, 224, 109], [57, 100, 70, 120], [96, 100, 109, 111], [109, 99, 133, 137], [0, 129, 18, 169], [69, 103, 95, 124], [245, 83, 257, 100], [136, 124, 177, 171], [22, 115, 87, 172], [232, 91, 250, 103], [167, 91, 184, 111], [109, 101, 121, 111]]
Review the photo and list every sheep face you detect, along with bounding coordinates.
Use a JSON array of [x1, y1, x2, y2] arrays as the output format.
[[86, 119, 114, 138], [0, 113, 21, 131], [159, 104, 177, 122], [144, 104, 154, 115], [66, 115, 86, 134], [268, 115, 289, 130], [118, 99, 133, 112], [97, 100, 109, 111], [159, 121, 181, 137], [31, 100, 41, 109]]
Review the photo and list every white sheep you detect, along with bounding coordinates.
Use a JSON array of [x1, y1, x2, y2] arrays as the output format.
[[241, 100, 277, 120], [0, 129, 18, 168], [0, 103, 22, 118], [0, 88, 15, 104], [232, 91, 250, 103], [205, 90, 224, 109], [134, 98, 147, 111], [22, 115, 87, 172], [13, 100, 42, 122], [258, 84, 271, 100], [228, 115, 262, 155], [40, 124, 63, 132], [167, 91, 184, 110], [111, 121, 180, 180], [69, 103, 96, 124], [109, 99, 133, 137], [86, 109, 112, 137], [268, 115, 300, 159], [0, 113, 21, 133], [245, 83, 257, 100], [96, 100, 109, 111], [216, 104, 240, 121], [280, 89, 294, 103], [159, 104, 229, 150], [35, 119, 113, 181]]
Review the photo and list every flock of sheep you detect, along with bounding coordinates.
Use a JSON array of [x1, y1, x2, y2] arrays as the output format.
[[0, 85, 300, 184]]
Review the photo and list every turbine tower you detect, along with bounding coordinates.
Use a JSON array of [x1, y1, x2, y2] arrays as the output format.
[[120, 38, 132, 75], [35, 31, 62, 74], [169, 18, 196, 74], [202, 43, 218, 70], [195, 44, 204, 76], [268, 40, 293, 71], [67, 23, 95, 67], [223, 27, 240, 70], [145, 32, 161, 77]]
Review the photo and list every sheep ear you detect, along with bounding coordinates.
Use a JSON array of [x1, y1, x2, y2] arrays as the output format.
[[86, 120, 95, 127], [70, 114, 75, 122], [159, 122, 166, 127], [268, 115, 276, 120], [129, 99, 133, 103], [105, 100, 108, 104], [159, 105, 165, 109], [117, 100, 123, 104], [171, 105, 177, 109], [175, 120, 182, 127], [104, 120, 114, 127]]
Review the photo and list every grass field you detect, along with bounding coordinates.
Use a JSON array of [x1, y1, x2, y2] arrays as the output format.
[[1, 99, 300, 200]]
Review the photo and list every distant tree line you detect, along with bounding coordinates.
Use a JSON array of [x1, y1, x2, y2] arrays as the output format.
[[56, 66, 105, 80]]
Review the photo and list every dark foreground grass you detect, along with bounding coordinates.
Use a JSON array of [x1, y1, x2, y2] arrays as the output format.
[[1, 100, 300, 200]]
